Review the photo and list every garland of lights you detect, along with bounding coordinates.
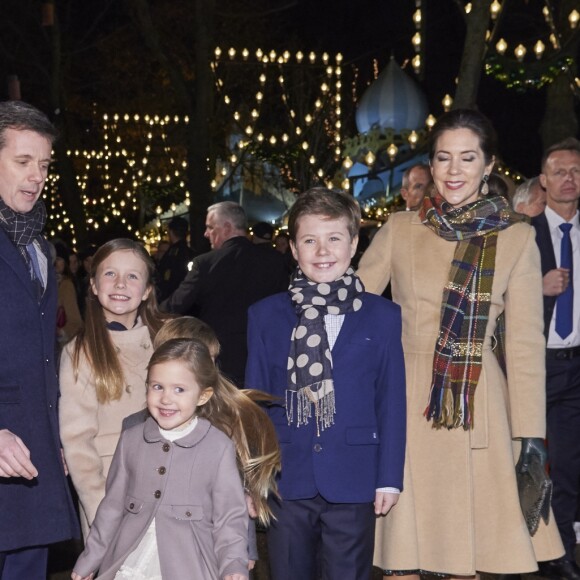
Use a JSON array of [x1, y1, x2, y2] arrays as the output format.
[[483, 1, 580, 92], [485, 54, 575, 91]]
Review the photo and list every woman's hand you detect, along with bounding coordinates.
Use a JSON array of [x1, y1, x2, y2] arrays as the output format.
[[224, 574, 248, 580]]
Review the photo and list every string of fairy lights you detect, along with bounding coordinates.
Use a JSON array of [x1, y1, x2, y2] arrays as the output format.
[[484, 1, 579, 91], [44, 1, 580, 246], [211, 46, 344, 191]]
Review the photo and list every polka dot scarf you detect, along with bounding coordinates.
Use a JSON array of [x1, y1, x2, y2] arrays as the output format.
[[287, 267, 364, 435]]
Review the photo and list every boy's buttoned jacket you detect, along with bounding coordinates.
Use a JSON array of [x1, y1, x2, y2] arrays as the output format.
[[246, 291, 407, 502], [74, 417, 249, 580]]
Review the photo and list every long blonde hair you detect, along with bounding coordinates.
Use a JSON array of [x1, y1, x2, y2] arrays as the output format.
[[71, 239, 167, 404], [151, 318, 280, 525]]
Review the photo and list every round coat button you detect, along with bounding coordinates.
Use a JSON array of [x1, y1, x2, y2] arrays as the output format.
[[313, 443, 322, 452], [129, 503, 135, 509], [185, 511, 192, 517], [162, 443, 170, 452], [158, 466, 166, 475], [154, 490, 161, 499]]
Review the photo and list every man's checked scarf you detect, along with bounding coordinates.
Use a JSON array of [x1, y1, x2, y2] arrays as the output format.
[[0, 198, 47, 292], [419, 194, 524, 430]]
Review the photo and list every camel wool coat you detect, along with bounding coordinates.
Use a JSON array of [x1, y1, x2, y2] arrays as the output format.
[[59, 322, 153, 537], [357, 211, 564, 575]]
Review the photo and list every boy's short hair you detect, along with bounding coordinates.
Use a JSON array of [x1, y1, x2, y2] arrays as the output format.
[[288, 187, 361, 241]]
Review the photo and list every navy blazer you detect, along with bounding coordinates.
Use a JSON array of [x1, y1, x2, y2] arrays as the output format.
[[246, 291, 406, 503], [0, 228, 79, 551], [531, 212, 560, 336]]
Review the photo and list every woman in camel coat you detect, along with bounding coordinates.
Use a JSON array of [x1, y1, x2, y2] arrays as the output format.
[[358, 109, 564, 576]]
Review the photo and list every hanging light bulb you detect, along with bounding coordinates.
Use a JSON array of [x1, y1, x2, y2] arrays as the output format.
[[442, 94, 453, 112], [228, 47, 236, 59], [496, 38, 508, 55], [408, 131, 419, 149], [569, 9, 580, 29], [341, 178, 350, 190], [465, 3, 472, 14], [413, 9, 421, 28], [365, 151, 375, 166], [426, 114, 436, 129], [343, 156, 353, 169], [490, 0, 501, 20], [387, 144, 398, 162], [514, 44, 527, 62], [534, 40, 545, 59], [412, 33, 421, 52], [543, 6, 550, 21], [412, 54, 421, 74]]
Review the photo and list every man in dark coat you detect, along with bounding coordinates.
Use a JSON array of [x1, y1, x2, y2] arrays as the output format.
[[0, 101, 79, 579], [161, 202, 288, 386], [156, 216, 194, 302]]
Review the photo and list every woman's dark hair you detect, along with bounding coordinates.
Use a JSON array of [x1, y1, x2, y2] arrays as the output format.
[[429, 109, 498, 165]]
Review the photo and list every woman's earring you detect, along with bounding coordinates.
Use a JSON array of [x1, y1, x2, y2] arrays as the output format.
[[481, 174, 489, 196]]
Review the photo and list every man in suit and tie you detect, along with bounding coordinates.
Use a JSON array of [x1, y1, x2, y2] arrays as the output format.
[[532, 138, 580, 579], [161, 201, 288, 386]]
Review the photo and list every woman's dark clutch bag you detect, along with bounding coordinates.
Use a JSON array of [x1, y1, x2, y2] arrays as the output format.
[[516, 454, 552, 536]]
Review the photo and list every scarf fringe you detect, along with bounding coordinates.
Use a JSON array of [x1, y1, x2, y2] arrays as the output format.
[[286, 380, 335, 437], [424, 385, 474, 430]]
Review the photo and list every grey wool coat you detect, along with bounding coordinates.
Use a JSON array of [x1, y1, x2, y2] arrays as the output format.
[[73, 417, 249, 579]]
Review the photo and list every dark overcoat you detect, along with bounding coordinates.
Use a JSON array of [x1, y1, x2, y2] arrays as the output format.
[[162, 236, 289, 385], [0, 228, 79, 550]]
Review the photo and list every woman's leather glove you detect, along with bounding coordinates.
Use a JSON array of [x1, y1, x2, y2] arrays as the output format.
[[516, 437, 547, 475]]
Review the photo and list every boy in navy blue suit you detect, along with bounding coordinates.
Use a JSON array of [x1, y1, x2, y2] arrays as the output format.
[[245, 188, 406, 580]]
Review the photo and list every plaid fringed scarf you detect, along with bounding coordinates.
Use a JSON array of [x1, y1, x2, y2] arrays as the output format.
[[420, 194, 524, 430]]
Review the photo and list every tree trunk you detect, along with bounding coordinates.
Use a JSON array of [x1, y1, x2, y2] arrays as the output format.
[[125, 0, 215, 253], [540, 0, 580, 148], [49, 3, 88, 246], [188, 0, 215, 254], [453, 0, 492, 110]]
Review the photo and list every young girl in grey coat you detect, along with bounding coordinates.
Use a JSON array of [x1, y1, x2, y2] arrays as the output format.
[[71, 338, 273, 580]]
